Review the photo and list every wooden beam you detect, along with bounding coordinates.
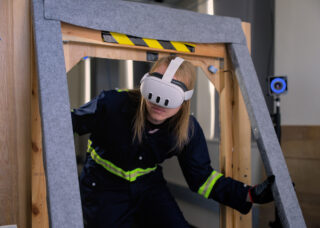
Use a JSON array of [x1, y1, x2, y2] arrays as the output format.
[[31, 33, 49, 228], [232, 22, 252, 228], [219, 54, 235, 228], [61, 22, 226, 59], [0, 0, 31, 227], [63, 42, 223, 91], [0, 1, 18, 225], [220, 22, 252, 228]]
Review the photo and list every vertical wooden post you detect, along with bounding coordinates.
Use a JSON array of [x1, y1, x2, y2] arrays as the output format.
[[31, 37, 49, 227], [220, 22, 252, 228], [219, 50, 236, 228], [232, 22, 252, 228], [0, 1, 18, 225], [0, 0, 31, 227]]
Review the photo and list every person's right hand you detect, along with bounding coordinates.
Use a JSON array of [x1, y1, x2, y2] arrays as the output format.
[[248, 175, 275, 204]]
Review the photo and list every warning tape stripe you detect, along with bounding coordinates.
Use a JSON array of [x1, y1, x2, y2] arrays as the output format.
[[129, 36, 148, 47], [158, 40, 175, 50], [110, 32, 134, 46], [142, 38, 163, 49], [171, 41, 190, 52], [101, 31, 117, 43], [101, 31, 195, 53]]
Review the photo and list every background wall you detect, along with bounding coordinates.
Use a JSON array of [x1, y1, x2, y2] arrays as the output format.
[[214, 0, 275, 113], [275, 0, 320, 125], [275, 0, 320, 227]]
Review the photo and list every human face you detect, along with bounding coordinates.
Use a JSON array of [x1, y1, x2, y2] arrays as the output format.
[[145, 65, 182, 125]]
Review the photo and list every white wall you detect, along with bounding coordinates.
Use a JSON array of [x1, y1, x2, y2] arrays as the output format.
[[275, 0, 320, 125]]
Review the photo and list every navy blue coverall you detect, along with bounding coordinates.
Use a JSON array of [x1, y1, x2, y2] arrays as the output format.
[[72, 90, 252, 228]]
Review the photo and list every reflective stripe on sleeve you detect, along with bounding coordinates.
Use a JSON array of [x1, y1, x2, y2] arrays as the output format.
[[116, 89, 129, 92], [198, 171, 223, 198], [87, 140, 157, 182]]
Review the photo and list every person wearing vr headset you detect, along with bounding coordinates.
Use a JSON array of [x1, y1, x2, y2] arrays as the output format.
[[72, 56, 274, 228]]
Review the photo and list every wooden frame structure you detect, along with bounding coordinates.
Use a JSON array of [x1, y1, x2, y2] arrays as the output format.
[[32, 0, 305, 227], [61, 21, 252, 228], [33, 21, 252, 228]]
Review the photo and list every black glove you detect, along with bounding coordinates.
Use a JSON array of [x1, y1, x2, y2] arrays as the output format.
[[248, 175, 275, 204]]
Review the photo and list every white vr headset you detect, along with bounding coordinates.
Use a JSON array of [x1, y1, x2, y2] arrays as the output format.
[[140, 57, 194, 109]]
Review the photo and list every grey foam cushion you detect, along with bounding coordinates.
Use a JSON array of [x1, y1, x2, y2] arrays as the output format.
[[44, 0, 246, 44], [32, 0, 83, 227]]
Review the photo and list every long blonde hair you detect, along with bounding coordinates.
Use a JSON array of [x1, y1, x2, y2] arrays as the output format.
[[132, 56, 196, 151]]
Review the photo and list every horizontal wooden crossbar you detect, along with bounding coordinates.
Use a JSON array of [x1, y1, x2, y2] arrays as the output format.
[[61, 23, 226, 59]]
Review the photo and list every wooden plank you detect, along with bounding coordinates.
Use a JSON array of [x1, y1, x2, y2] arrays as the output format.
[[31, 29, 49, 228], [241, 22, 251, 54], [232, 69, 252, 228], [219, 22, 252, 228], [13, 0, 32, 227], [63, 42, 222, 91], [61, 22, 226, 58], [0, 0, 31, 227], [63, 42, 149, 72], [219, 54, 235, 228], [232, 22, 252, 228], [0, 1, 18, 225]]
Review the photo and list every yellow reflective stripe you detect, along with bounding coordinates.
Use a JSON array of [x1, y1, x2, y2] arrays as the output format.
[[90, 150, 157, 182], [117, 89, 129, 92], [110, 32, 135, 46], [87, 140, 157, 182], [170, 41, 190, 52], [87, 140, 92, 153], [198, 171, 223, 198], [142, 38, 164, 49]]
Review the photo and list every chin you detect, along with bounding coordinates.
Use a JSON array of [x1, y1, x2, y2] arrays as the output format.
[[149, 113, 167, 124], [151, 114, 165, 122]]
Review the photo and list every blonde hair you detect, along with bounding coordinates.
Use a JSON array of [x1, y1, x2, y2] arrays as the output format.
[[131, 56, 196, 152]]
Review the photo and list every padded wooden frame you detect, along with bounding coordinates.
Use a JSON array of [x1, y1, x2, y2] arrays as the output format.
[[32, 0, 305, 227]]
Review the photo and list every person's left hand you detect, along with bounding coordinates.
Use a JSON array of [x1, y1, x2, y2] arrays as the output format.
[[248, 175, 275, 204]]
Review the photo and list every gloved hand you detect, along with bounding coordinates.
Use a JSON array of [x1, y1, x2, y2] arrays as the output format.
[[248, 175, 275, 204]]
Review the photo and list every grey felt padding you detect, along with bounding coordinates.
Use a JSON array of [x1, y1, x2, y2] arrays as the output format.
[[32, 0, 306, 226], [228, 43, 306, 228], [43, 0, 246, 45], [32, 0, 83, 227]]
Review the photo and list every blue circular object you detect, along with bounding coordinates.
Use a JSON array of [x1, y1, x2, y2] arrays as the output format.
[[271, 78, 287, 94]]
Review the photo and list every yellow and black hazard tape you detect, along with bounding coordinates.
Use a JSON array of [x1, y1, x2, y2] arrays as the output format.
[[101, 31, 195, 53]]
